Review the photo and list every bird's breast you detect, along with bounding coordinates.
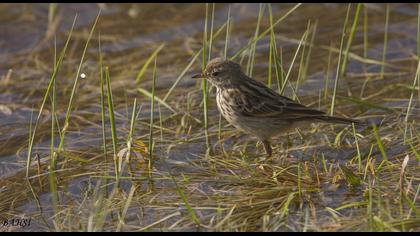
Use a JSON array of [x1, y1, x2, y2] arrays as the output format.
[[216, 89, 235, 122]]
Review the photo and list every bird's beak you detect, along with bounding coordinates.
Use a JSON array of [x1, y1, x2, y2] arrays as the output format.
[[192, 72, 205, 79]]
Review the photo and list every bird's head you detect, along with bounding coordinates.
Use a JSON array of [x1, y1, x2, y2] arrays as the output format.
[[192, 57, 243, 88]]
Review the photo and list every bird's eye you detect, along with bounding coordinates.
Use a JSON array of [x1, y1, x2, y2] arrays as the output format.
[[211, 71, 220, 77]]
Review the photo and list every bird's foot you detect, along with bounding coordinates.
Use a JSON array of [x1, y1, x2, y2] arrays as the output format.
[[262, 140, 272, 157], [256, 163, 274, 177]]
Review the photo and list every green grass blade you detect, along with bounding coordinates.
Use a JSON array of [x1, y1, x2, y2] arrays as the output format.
[[224, 5, 231, 58], [148, 58, 157, 176], [207, 3, 215, 62], [352, 122, 362, 173], [418, 3, 420, 60], [162, 48, 202, 102], [49, 60, 59, 220], [116, 185, 136, 232], [135, 43, 165, 84], [246, 3, 265, 77], [128, 98, 138, 147], [163, 161, 201, 226], [380, 4, 390, 79], [162, 15, 229, 103], [280, 30, 308, 95], [341, 3, 363, 77], [404, 61, 420, 141], [372, 123, 388, 162], [324, 41, 333, 103], [105, 67, 119, 182], [330, 4, 351, 116], [25, 15, 77, 178], [99, 34, 107, 162], [202, 3, 210, 151], [275, 47, 285, 94], [231, 3, 302, 60], [138, 88, 176, 113], [294, 20, 311, 100], [364, 4, 369, 58], [342, 96, 396, 112], [301, 20, 317, 84], [268, 4, 274, 87], [58, 11, 101, 156]]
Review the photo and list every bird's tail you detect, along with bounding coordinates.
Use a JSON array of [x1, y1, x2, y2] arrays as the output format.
[[315, 115, 362, 125]]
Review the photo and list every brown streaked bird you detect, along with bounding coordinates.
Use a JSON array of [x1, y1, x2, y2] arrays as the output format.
[[192, 57, 360, 157]]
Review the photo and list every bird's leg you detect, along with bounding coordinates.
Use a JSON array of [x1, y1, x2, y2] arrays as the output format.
[[256, 140, 273, 173], [262, 140, 272, 157]]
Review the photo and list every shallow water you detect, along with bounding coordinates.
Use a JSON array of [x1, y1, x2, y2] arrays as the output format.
[[0, 3, 419, 231]]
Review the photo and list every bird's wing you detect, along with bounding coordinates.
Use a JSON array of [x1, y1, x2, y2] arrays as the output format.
[[236, 78, 326, 120]]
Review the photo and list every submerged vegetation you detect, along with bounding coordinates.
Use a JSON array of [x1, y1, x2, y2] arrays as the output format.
[[0, 3, 419, 232]]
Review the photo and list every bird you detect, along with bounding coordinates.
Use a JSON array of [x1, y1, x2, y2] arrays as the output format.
[[192, 57, 360, 157]]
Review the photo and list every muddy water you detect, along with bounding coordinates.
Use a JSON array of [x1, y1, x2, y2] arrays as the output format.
[[0, 3, 419, 231]]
